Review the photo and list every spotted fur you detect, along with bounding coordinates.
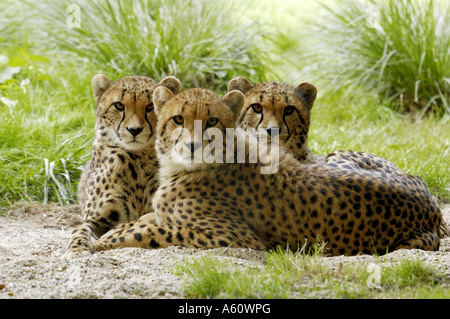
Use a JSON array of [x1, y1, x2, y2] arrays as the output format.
[[229, 77, 417, 176], [93, 87, 445, 256], [64, 74, 180, 257]]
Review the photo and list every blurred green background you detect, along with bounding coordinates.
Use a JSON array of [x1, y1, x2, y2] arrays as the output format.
[[0, 0, 449, 209]]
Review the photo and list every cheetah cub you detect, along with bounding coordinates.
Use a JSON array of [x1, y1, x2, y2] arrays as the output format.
[[93, 87, 445, 256], [228, 77, 405, 174], [65, 74, 180, 257]]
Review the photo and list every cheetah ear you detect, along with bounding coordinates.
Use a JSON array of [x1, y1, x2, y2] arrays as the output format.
[[227, 77, 254, 94], [91, 74, 112, 104], [157, 76, 181, 95], [153, 86, 175, 116], [295, 82, 317, 111], [222, 90, 245, 119]]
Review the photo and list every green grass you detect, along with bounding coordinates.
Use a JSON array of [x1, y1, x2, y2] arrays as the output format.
[[0, 44, 95, 207], [32, 0, 275, 90], [302, 0, 450, 115], [173, 248, 450, 299]]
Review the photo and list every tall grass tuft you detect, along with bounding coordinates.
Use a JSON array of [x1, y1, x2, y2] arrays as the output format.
[[0, 44, 94, 206], [306, 0, 450, 115], [32, 0, 275, 91]]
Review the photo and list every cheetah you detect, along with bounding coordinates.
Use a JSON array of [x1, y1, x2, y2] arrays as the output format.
[[228, 76, 316, 163], [229, 76, 448, 238], [93, 86, 445, 256], [64, 74, 181, 257], [228, 77, 405, 174]]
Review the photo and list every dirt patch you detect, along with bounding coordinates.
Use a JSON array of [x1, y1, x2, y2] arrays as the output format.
[[0, 202, 449, 299]]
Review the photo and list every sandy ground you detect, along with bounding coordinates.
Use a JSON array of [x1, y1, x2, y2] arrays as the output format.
[[0, 202, 449, 299]]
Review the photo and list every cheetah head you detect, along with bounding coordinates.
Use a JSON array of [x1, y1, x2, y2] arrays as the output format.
[[152, 87, 244, 173], [92, 74, 181, 151], [228, 77, 317, 162]]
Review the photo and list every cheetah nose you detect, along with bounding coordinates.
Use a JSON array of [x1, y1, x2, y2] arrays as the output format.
[[127, 127, 143, 137], [266, 128, 280, 137], [186, 142, 202, 153]]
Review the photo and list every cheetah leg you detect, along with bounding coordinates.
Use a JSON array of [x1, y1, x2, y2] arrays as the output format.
[[93, 215, 266, 252], [64, 199, 156, 258], [63, 224, 95, 258], [64, 212, 157, 258], [393, 230, 441, 252]]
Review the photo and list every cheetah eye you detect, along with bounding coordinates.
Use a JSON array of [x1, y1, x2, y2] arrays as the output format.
[[206, 117, 219, 127], [284, 105, 295, 116], [113, 102, 125, 111], [251, 103, 263, 114], [146, 103, 154, 112], [173, 115, 184, 125]]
